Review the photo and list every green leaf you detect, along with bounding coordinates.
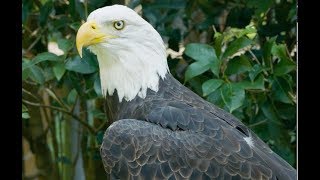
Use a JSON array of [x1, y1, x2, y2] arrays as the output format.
[[261, 100, 279, 123], [202, 79, 224, 96], [272, 44, 296, 75], [22, 112, 30, 119], [225, 55, 252, 75], [57, 39, 74, 53], [229, 24, 257, 39], [184, 43, 220, 77], [67, 89, 78, 105], [244, 24, 257, 39], [271, 44, 290, 60], [220, 83, 245, 113], [210, 61, 220, 77], [236, 75, 265, 90], [249, 64, 264, 81], [213, 32, 223, 58], [94, 75, 102, 97], [185, 62, 212, 82], [23, 52, 61, 70], [39, 0, 53, 27], [43, 67, 55, 82], [22, 68, 30, 80], [271, 77, 293, 104], [274, 59, 296, 76], [22, 104, 28, 113], [144, 0, 186, 9], [65, 55, 98, 74], [207, 86, 226, 109], [53, 63, 66, 81], [222, 37, 253, 60], [247, 0, 273, 16], [22, 0, 31, 24], [69, 22, 81, 31], [29, 65, 45, 84], [262, 37, 277, 69], [184, 43, 218, 63]]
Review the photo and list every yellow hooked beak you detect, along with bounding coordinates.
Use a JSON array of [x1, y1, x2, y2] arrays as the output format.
[[76, 21, 116, 58]]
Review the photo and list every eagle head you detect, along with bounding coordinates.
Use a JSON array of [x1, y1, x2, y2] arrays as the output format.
[[76, 5, 169, 102]]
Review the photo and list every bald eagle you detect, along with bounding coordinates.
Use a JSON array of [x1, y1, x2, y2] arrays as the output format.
[[76, 5, 296, 180]]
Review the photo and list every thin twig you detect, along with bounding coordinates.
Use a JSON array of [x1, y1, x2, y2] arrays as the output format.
[[23, 80, 38, 86], [44, 88, 70, 110], [248, 120, 267, 127], [26, 27, 47, 52], [248, 49, 261, 65], [249, 49, 269, 76], [212, 25, 217, 34], [22, 99, 96, 134], [27, 33, 42, 52], [22, 88, 40, 101]]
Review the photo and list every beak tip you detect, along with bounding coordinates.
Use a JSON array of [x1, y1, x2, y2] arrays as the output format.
[[76, 44, 83, 58], [79, 50, 83, 58]]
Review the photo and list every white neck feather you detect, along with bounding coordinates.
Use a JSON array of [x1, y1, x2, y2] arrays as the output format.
[[90, 33, 169, 102]]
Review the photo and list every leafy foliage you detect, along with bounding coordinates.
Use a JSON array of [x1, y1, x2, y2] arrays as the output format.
[[22, 0, 296, 179]]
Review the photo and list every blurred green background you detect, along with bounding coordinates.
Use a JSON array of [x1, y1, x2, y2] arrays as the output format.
[[22, 0, 296, 179]]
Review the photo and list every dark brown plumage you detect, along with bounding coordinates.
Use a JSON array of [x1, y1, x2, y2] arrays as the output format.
[[100, 73, 296, 180]]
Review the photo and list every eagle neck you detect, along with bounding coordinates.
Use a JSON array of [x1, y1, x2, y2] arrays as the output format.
[[104, 73, 174, 122], [94, 46, 169, 103]]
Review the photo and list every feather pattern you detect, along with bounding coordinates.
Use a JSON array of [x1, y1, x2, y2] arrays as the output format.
[[101, 74, 297, 180]]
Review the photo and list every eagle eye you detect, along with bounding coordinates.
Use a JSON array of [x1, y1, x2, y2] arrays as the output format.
[[113, 20, 125, 30]]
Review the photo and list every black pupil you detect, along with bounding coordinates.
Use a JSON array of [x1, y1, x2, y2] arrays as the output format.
[[117, 22, 122, 27]]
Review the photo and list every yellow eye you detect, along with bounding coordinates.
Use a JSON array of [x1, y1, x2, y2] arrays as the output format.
[[113, 20, 125, 30]]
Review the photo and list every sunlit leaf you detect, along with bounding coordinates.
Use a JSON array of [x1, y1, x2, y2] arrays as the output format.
[[22, 112, 30, 119], [22, 104, 28, 113], [185, 43, 220, 77], [222, 37, 253, 60]]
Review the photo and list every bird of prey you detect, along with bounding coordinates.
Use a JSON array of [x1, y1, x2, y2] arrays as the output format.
[[76, 4, 297, 180]]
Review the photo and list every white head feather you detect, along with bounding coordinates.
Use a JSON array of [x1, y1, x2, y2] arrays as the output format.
[[86, 5, 169, 102]]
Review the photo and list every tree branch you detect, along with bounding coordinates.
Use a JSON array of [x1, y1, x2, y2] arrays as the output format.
[[22, 99, 96, 134]]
